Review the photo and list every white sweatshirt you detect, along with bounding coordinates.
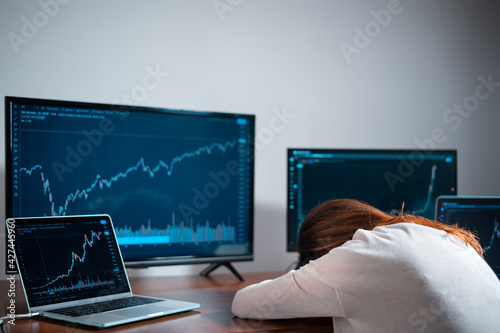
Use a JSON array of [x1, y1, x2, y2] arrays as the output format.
[[232, 223, 500, 332]]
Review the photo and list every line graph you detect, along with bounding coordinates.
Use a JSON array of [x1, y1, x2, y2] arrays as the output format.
[[33, 230, 102, 291], [388, 164, 438, 216], [420, 164, 437, 215], [484, 217, 499, 252], [15, 217, 131, 306], [20, 140, 237, 217], [8, 98, 254, 280]]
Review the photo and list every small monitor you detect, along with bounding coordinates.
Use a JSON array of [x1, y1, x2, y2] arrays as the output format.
[[287, 148, 457, 251], [436, 195, 500, 277], [5, 96, 255, 271]]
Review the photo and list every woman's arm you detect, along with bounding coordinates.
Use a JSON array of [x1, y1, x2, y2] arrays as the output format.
[[231, 261, 342, 319]]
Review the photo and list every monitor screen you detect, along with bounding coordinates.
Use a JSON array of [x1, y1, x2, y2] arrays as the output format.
[[436, 196, 500, 277], [287, 148, 457, 251], [5, 96, 254, 269]]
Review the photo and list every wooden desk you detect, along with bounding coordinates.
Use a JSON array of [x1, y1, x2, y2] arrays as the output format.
[[0, 272, 332, 332]]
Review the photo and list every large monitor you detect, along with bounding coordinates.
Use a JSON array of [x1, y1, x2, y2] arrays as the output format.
[[5, 96, 254, 276], [287, 148, 457, 251]]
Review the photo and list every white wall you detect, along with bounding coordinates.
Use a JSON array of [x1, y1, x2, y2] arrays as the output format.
[[1, 0, 499, 278]]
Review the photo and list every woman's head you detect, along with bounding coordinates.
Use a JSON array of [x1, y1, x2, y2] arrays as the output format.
[[295, 198, 483, 269]]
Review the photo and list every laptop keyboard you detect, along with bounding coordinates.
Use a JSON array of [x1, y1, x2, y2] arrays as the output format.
[[48, 296, 163, 317]]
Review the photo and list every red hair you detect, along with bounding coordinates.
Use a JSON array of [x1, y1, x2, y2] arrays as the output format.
[[296, 199, 484, 269]]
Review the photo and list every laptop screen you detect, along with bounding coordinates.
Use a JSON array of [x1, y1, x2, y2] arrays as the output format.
[[436, 196, 500, 277], [11, 215, 130, 307]]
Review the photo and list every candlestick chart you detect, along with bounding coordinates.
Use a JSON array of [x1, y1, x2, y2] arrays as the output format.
[[14, 218, 129, 306]]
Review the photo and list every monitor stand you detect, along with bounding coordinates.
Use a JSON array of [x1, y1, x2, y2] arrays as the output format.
[[200, 262, 244, 281]]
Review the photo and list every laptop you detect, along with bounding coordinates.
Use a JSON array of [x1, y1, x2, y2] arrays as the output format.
[[7, 214, 200, 328], [435, 195, 500, 277]]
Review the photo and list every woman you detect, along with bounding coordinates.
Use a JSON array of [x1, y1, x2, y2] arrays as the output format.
[[232, 199, 500, 332]]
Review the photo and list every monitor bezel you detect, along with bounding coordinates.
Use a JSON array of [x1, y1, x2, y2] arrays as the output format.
[[435, 195, 500, 222], [5, 96, 255, 268]]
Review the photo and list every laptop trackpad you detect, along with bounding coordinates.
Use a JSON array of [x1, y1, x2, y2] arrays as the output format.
[[112, 305, 168, 318]]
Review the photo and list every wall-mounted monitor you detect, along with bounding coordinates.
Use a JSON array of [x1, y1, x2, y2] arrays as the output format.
[[5, 96, 254, 276], [287, 148, 457, 251]]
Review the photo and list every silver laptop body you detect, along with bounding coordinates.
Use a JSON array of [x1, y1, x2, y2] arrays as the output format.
[[8, 214, 200, 328]]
